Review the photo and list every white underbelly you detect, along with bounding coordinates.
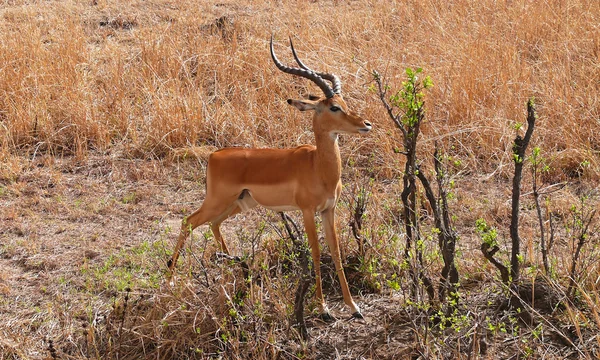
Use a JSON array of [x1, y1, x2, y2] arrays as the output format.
[[316, 197, 336, 212], [236, 188, 299, 213], [263, 204, 301, 212]]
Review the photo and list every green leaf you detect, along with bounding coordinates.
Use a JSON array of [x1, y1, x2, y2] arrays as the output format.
[[423, 76, 433, 89]]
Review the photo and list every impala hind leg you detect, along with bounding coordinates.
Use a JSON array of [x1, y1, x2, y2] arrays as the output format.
[[210, 205, 242, 255], [210, 191, 258, 254], [322, 208, 362, 318], [302, 210, 332, 320], [168, 197, 238, 271]]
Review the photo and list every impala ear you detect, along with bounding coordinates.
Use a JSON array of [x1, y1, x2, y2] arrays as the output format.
[[287, 99, 318, 111]]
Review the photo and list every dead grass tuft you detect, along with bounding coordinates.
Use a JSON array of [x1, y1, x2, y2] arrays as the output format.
[[0, 0, 598, 179]]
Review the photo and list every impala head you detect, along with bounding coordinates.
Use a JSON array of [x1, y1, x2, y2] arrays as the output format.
[[270, 36, 372, 136]]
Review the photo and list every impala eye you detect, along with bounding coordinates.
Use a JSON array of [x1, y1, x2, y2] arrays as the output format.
[[330, 106, 341, 112]]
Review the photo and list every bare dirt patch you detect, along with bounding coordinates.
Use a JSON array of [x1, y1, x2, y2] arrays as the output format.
[[0, 156, 191, 358]]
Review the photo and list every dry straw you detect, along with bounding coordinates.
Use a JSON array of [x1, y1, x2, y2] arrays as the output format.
[[0, 0, 598, 180]]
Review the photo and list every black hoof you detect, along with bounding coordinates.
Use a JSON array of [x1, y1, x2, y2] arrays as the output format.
[[319, 312, 336, 322], [166, 259, 173, 269], [351, 312, 364, 319]]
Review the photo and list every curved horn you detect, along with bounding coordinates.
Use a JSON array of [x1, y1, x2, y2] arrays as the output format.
[[289, 37, 341, 95], [270, 35, 335, 99]]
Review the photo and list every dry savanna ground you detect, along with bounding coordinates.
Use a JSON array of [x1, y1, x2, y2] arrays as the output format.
[[1, 0, 599, 359]]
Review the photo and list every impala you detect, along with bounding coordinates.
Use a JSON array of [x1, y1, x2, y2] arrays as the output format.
[[168, 36, 372, 319]]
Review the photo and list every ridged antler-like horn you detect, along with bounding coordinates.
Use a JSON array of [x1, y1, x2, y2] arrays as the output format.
[[289, 38, 341, 95], [270, 35, 335, 99]]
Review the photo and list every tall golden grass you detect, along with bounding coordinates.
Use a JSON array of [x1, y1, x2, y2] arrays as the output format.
[[1, 0, 598, 179]]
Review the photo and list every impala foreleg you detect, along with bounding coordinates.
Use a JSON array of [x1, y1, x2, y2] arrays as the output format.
[[302, 210, 331, 319], [322, 208, 362, 318]]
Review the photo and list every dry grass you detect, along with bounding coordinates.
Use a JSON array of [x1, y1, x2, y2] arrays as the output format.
[[1, 0, 600, 359], [0, 156, 599, 359], [1, 0, 598, 178]]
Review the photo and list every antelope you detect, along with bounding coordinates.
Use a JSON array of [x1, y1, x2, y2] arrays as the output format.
[[168, 36, 372, 319]]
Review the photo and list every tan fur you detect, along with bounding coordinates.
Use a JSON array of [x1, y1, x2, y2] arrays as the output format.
[[169, 86, 371, 317]]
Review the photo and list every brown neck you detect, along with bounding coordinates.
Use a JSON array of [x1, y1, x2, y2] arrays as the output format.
[[314, 126, 342, 190]]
